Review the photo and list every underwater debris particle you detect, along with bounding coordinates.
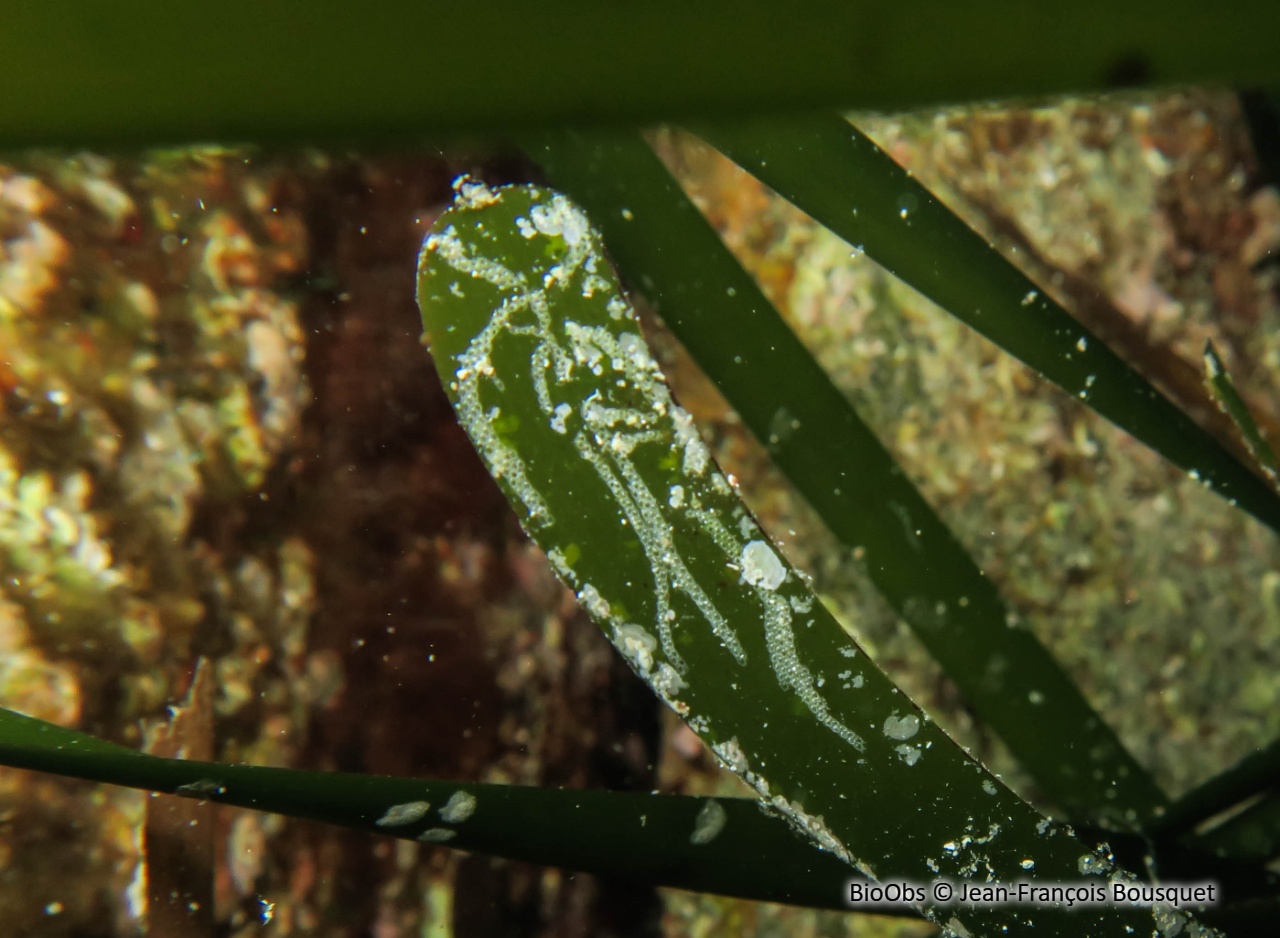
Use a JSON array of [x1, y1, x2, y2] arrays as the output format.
[[882, 713, 920, 740], [1021, 290, 1039, 306], [440, 790, 477, 823], [376, 800, 431, 828], [690, 798, 728, 845], [740, 540, 786, 590], [417, 828, 457, 843], [1076, 336, 1088, 352], [668, 484, 685, 508]]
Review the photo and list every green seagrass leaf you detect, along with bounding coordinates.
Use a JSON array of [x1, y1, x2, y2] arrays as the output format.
[[0, 705, 888, 913], [415, 178, 1202, 937], [694, 114, 1280, 534], [525, 128, 1167, 829]]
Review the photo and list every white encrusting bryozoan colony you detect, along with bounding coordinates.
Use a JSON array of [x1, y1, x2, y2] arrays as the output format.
[[375, 800, 431, 828], [420, 179, 864, 755]]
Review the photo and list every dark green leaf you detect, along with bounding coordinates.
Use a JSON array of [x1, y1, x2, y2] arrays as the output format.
[[416, 177, 1195, 936], [1191, 794, 1280, 862], [0, 706, 890, 912], [1153, 737, 1280, 838]]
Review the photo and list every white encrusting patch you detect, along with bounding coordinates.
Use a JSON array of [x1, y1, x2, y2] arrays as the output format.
[[612, 621, 659, 673], [440, 790, 477, 824], [550, 402, 572, 434], [883, 713, 921, 740], [454, 177, 499, 209], [690, 798, 727, 845], [376, 800, 431, 828], [740, 540, 786, 590], [530, 196, 589, 246], [711, 737, 748, 774], [578, 583, 611, 619]]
